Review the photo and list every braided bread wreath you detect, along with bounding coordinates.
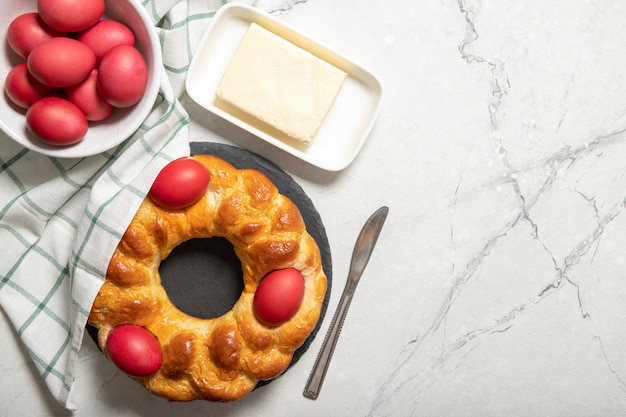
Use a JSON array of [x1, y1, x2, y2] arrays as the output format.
[[87, 144, 329, 402]]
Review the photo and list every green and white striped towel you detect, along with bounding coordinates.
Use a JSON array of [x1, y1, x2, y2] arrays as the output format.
[[0, 0, 293, 410]]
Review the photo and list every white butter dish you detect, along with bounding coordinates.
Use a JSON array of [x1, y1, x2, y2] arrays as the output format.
[[186, 3, 383, 171]]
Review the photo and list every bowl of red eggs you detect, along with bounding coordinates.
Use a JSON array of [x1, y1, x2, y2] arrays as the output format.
[[0, 0, 162, 158]]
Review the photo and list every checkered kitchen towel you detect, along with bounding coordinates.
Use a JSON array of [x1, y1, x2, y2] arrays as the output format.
[[0, 0, 297, 410]]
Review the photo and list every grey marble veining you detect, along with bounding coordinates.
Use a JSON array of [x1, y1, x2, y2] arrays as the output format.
[[3, 0, 626, 416]]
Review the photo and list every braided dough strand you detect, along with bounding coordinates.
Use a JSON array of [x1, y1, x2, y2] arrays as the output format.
[[89, 155, 327, 402]]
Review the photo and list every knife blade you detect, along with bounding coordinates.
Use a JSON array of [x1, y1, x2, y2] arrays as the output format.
[[303, 206, 389, 400]]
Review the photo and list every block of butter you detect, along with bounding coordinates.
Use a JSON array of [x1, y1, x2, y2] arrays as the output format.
[[216, 23, 347, 145]]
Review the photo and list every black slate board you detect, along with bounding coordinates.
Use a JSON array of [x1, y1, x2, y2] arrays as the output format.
[[87, 142, 332, 391]]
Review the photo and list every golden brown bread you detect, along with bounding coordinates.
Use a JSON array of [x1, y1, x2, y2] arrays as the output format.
[[88, 155, 327, 401]]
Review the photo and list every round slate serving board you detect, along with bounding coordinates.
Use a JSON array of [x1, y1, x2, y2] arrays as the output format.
[[87, 142, 332, 391]]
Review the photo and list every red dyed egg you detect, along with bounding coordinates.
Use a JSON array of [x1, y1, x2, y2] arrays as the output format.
[[38, 0, 105, 33], [254, 268, 305, 327], [7, 12, 63, 59], [64, 69, 114, 121], [4, 63, 58, 109], [106, 324, 162, 377], [77, 19, 136, 65], [149, 158, 210, 209], [27, 37, 96, 88], [26, 97, 88, 146], [97, 45, 147, 108]]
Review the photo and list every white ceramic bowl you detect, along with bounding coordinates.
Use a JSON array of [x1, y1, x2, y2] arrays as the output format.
[[0, 0, 162, 158]]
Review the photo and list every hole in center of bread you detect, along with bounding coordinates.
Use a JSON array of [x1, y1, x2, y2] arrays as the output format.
[[159, 237, 244, 319]]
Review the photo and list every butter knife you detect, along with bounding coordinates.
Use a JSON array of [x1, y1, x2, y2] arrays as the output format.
[[303, 206, 389, 400]]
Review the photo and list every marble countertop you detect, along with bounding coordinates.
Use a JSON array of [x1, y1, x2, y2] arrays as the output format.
[[3, 0, 626, 415]]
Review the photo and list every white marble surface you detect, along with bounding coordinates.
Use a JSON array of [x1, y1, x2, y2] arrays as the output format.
[[4, 0, 626, 415]]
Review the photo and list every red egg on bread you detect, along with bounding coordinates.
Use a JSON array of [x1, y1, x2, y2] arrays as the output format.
[[149, 158, 211, 209], [106, 324, 162, 378], [254, 268, 305, 327]]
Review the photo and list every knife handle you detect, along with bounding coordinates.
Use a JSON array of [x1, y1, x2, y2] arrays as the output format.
[[303, 290, 354, 399], [303, 206, 388, 400]]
